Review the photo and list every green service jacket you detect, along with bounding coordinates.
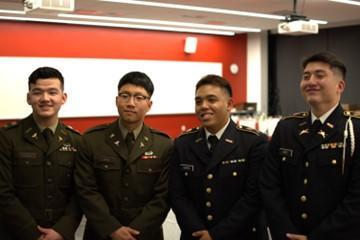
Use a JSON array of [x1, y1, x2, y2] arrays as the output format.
[[75, 120, 173, 240], [0, 115, 82, 240]]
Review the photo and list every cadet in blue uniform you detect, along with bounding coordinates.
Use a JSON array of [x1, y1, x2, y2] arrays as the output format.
[[170, 74, 268, 240], [261, 52, 360, 240], [0, 67, 82, 240], [75, 72, 173, 240]]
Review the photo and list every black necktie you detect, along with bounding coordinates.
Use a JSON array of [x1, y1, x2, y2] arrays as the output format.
[[43, 128, 54, 147], [312, 119, 322, 134], [208, 135, 219, 153], [125, 132, 135, 152]]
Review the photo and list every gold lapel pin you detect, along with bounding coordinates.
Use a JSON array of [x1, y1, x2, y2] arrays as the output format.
[[299, 129, 309, 135], [225, 139, 233, 144], [326, 122, 334, 129], [317, 130, 327, 139]]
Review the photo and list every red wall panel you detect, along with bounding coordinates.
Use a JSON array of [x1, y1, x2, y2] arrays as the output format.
[[0, 21, 247, 138]]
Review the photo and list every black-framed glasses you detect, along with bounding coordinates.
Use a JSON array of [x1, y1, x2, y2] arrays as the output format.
[[118, 92, 150, 103]]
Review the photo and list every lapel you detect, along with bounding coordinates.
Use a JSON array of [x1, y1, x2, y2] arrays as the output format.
[[207, 121, 238, 171], [189, 128, 211, 166], [22, 115, 48, 153], [105, 120, 128, 160], [47, 123, 70, 156], [298, 105, 343, 153], [128, 125, 152, 163]]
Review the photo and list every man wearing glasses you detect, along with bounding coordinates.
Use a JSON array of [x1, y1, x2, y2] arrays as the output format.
[[75, 71, 173, 240]]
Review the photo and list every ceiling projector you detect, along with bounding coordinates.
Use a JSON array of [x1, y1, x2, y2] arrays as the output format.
[[278, 14, 319, 35]]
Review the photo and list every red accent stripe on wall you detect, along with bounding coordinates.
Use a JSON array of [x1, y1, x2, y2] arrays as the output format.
[[0, 21, 247, 138]]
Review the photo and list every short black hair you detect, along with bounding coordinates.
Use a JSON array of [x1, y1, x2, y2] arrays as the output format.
[[195, 74, 232, 97], [28, 67, 64, 90], [118, 71, 154, 97], [302, 52, 347, 79]]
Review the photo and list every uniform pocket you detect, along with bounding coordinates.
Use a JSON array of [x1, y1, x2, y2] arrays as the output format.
[[136, 159, 162, 174], [13, 152, 41, 188], [94, 156, 121, 170]]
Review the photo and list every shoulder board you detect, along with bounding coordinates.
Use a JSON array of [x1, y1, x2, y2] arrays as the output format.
[[282, 112, 308, 120], [2, 121, 19, 130], [85, 123, 109, 134], [64, 124, 81, 135], [343, 110, 360, 119], [149, 128, 170, 138], [236, 125, 260, 136], [179, 126, 201, 137]]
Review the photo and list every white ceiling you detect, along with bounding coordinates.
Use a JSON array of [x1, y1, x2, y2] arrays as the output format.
[[1, 0, 359, 34]]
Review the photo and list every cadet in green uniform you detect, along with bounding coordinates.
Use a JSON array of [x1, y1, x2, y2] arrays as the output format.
[[0, 67, 82, 240], [75, 71, 173, 240], [261, 52, 360, 240], [169, 75, 268, 240]]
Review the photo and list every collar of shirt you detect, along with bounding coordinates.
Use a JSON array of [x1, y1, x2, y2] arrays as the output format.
[[311, 103, 339, 124], [205, 118, 230, 143], [34, 118, 58, 134], [118, 119, 143, 140]]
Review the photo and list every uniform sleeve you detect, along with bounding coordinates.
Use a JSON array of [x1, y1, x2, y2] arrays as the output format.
[[260, 123, 299, 240], [75, 136, 122, 239], [128, 140, 173, 236], [308, 126, 360, 240], [169, 139, 207, 236], [208, 134, 267, 239], [0, 129, 41, 240]]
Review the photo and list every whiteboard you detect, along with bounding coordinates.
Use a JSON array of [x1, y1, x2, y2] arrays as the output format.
[[0, 57, 222, 119]]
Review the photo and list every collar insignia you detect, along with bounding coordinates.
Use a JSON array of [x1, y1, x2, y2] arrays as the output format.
[[32, 132, 38, 139], [318, 130, 327, 138], [195, 138, 202, 143], [299, 129, 309, 135], [225, 138, 233, 144], [326, 122, 334, 128]]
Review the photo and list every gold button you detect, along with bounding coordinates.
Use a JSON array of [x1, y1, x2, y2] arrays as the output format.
[[148, 168, 153, 172], [104, 164, 109, 169], [207, 215, 213, 221], [206, 201, 211, 207], [304, 178, 308, 185], [252, 227, 256, 232], [331, 159, 337, 165], [206, 187, 212, 193], [232, 171, 238, 176], [46, 161, 52, 166], [282, 157, 286, 162], [184, 172, 189, 176], [305, 161, 309, 167], [301, 213, 308, 219], [300, 195, 307, 202], [207, 174, 213, 180]]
